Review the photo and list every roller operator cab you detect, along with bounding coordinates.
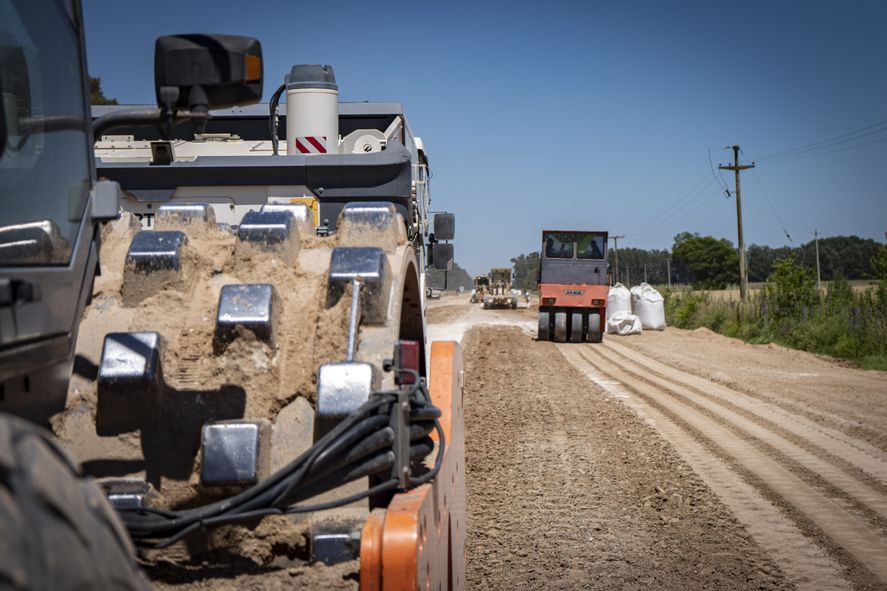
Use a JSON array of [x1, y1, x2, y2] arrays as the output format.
[[537, 230, 609, 343]]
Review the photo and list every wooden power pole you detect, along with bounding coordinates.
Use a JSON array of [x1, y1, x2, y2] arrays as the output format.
[[610, 235, 625, 285], [814, 229, 822, 292], [667, 257, 671, 288], [720, 145, 754, 301]]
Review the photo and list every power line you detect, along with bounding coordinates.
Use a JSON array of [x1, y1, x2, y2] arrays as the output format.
[[756, 118, 887, 161], [708, 147, 732, 196], [748, 168, 792, 243], [624, 171, 714, 237], [626, 182, 722, 238], [761, 134, 887, 162]]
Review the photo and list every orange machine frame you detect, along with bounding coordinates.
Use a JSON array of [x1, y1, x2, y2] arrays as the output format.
[[360, 341, 466, 591], [538, 283, 608, 309]]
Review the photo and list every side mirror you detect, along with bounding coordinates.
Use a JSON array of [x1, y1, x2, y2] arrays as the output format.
[[432, 243, 454, 271], [154, 34, 263, 111], [433, 212, 455, 241]]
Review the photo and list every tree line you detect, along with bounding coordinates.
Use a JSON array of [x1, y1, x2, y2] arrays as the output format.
[[508, 233, 885, 290]]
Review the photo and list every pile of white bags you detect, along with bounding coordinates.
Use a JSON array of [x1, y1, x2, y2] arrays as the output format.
[[606, 283, 631, 320], [631, 282, 666, 330], [606, 310, 643, 335]]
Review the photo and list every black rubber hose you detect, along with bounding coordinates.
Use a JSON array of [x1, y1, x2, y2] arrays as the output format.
[[121, 394, 397, 537], [268, 83, 286, 155], [409, 437, 435, 461], [119, 388, 444, 548], [289, 450, 396, 504], [409, 419, 445, 487], [291, 427, 395, 493], [409, 422, 435, 441], [312, 415, 390, 469], [410, 406, 441, 422]]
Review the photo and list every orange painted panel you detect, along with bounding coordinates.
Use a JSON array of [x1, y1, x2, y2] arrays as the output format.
[[361, 341, 465, 591], [539, 283, 608, 308]]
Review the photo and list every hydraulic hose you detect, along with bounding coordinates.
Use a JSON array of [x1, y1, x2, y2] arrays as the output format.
[[268, 83, 286, 155], [117, 378, 445, 549]]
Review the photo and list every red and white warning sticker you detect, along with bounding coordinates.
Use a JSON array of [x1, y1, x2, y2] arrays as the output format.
[[294, 136, 327, 154]]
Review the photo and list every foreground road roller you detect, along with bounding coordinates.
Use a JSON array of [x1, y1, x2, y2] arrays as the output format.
[[0, 3, 464, 587], [537, 230, 609, 343]]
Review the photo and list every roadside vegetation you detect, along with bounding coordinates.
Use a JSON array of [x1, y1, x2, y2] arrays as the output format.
[[663, 241, 887, 370]]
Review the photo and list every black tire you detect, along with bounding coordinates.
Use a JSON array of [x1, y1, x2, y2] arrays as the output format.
[[0, 414, 148, 591]]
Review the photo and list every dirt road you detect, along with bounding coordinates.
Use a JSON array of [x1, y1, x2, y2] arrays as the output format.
[[428, 294, 887, 590]]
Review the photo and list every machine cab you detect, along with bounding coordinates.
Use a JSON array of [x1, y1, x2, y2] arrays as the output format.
[[539, 230, 608, 286]]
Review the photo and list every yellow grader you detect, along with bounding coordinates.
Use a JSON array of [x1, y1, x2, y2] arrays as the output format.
[[482, 267, 518, 309]]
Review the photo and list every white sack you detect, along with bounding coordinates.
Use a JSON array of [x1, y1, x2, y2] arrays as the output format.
[[606, 283, 632, 320], [632, 282, 666, 330], [606, 311, 643, 335]]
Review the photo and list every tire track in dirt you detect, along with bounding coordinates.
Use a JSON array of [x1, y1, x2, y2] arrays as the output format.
[[602, 339, 887, 485], [612, 330, 887, 450], [589, 344, 887, 521], [562, 343, 887, 588], [560, 344, 848, 591]]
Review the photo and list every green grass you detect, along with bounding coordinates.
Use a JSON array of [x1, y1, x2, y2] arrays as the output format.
[[662, 279, 887, 371], [859, 356, 887, 372]]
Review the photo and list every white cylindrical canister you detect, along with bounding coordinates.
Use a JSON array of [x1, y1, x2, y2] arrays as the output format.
[[285, 64, 338, 155]]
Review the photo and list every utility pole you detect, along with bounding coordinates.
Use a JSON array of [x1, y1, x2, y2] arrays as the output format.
[[814, 229, 822, 292], [610, 235, 625, 284], [720, 145, 755, 301], [667, 257, 671, 288]]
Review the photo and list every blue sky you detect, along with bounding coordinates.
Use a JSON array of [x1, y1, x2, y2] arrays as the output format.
[[83, 0, 886, 275]]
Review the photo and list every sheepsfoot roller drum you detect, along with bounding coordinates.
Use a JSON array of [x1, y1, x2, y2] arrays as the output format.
[[50, 38, 462, 584], [536, 230, 609, 343]]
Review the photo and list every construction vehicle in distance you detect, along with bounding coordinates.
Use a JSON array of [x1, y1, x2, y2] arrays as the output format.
[[1, 3, 464, 588], [482, 267, 518, 309], [469, 275, 490, 303], [537, 230, 608, 343]]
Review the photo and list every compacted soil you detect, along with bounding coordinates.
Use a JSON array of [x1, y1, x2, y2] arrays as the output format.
[[426, 294, 887, 591], [463, 325, 790, 591]]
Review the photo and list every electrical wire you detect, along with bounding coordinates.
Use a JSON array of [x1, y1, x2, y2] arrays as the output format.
[[708, 147, 731, 197], [760, 135, 887, 162], [755, 118, 887, 162], [739, 148, 793, 243], [630, 185, 723, 239], [624, 172, 717, 237]]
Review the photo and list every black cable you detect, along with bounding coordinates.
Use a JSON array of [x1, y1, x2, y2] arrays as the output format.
[[409, 419, 445, 487], [120, 394, 396, 537], [119, 377, 444, 549], [268, 83, 286, 155]]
